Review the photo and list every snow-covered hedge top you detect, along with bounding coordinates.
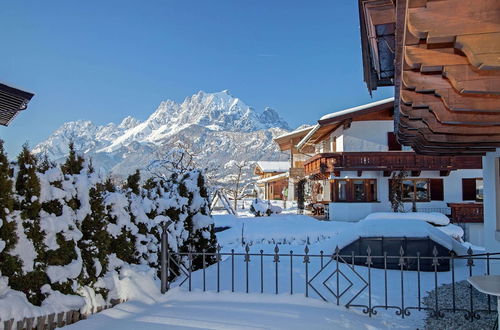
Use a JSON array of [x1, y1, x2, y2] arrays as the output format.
[[363, 212, 450, 226], [325, 218, 467, 255]]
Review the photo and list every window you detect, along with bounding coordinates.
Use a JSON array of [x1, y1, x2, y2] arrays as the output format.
[[353, 180, 366, 201], [337, 180, 347, 201], [462, 178, 483, 201], [330, 136, 337, 153], [396, 179, 431, 202], [330, 179, 377, 202]]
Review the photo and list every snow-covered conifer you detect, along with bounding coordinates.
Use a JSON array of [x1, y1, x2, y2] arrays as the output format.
[[0, 140, 22, 286]]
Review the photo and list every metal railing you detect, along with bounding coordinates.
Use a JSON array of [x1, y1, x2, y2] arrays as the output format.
[[160, 227, 498, 322]]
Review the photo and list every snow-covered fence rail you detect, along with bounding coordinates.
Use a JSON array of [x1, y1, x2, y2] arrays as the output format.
[[0, 299, 126, 330], [160, 231, 499, 324]]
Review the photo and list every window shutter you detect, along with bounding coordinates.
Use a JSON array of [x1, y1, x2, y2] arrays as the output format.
[[462, 178, 476, 200], [430, 179, 444, 201], [387, 132, 402, 151]]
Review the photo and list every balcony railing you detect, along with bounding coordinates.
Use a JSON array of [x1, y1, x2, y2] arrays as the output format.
[[303, 152, 482, 176], [448, 203, 484, 223]]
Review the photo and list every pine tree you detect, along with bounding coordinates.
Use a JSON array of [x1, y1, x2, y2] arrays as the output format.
[[78, 185, 111, 297], [178, 171, 217, 270], [41, 163, 79, 296], [61, 142, 84, 176], [37, 153, 55, 174], [13, 144, 48, 305], [124, 170, 141, 194], [104, 183, 139, 265], [0, 140, 22, 282]]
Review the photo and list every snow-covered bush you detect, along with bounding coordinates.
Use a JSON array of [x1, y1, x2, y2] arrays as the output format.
[[0, 141, 218, 321], [250, 198, 282, 217], [268, 205, 283, 215]]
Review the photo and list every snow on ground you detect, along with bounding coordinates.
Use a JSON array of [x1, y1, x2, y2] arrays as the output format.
[[67, 205, 486, 330], [67, 287, 411, 330]]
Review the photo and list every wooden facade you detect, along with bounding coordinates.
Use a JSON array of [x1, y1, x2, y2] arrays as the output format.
[[359, 0, 500, 155], [448, 202, 484, 223], [304, 151, 482, 176]]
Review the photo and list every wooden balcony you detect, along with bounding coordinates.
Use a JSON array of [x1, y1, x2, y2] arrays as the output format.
[[303, 152, 482, 176], [448, 203, 484, 223]]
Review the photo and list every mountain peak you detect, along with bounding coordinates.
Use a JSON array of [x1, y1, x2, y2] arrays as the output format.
[[119, 116, 141, 129], [33, 90, 291, 169]]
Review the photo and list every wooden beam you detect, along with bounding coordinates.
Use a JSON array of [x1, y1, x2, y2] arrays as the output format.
[[401, 89, 500, 113], [407, 0, 500, 44]]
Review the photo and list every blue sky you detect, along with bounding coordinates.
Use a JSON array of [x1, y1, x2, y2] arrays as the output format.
[[0, 0, 392, 156]]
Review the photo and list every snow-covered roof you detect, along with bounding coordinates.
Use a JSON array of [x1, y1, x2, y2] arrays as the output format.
[[274, 125, 314, 140], [256, 172, 289, 184], [295, 98, 394, 150], [296, 124, 320, 150], [319, 97, 394, 122], [255, 161, 289, 173], [329, 218, 468, 255]]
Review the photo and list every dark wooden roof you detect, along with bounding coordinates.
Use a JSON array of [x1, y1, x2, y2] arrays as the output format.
[[0, 82, 34, 126], [358, 0, 500, 155]]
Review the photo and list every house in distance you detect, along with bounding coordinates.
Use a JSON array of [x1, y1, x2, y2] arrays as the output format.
[[275, 98, 485, 245], [254, 161, 290, 200]]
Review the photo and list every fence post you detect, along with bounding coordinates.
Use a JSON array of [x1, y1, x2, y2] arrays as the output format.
[[161, 220, 173, 294]]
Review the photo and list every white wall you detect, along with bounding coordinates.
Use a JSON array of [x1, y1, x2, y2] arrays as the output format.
[[482, 150, 500, 273], [465, 223, 484, 247], [340, 121, 394, 152], [328, 169, 483, 223]]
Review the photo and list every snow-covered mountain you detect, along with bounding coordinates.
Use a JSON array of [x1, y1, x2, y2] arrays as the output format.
[[33, 90, 291, 178]]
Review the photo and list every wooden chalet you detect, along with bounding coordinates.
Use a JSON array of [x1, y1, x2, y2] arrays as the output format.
[[0, 82, 34, 126], [273, 125, 315, 201], [254, 161, 290, 200], [275, 98, 486, 243], [358, 0, 500, 253]]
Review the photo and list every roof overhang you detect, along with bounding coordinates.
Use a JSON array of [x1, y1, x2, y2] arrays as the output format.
[[273, 126, 314, 151], [297, 98, 395, 151], [358, 0, 500, 155], [0, 82, 34, 126]]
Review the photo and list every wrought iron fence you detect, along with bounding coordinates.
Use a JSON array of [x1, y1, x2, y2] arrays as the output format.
[[159, 227, 499, 322]]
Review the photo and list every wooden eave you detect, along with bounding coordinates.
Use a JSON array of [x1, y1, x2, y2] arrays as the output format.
[[359, 0, 397, 93], [273, 127, 313, 151], [0, 83, 34, 126], [370, 0, 500, 155], [298, 100, 395, 150]]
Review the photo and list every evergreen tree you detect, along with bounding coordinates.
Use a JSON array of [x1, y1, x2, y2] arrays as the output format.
[[78, 185, 111, 297], [61, 142, 84, 175], [41, 163, 79, 296], [179, 171, 217, 269], [0, 140, 22, 282], [124, 170, 141, 194], [104, 183, 139, 264], [13, 144, 48, 305], [37, 153, 55, 174]]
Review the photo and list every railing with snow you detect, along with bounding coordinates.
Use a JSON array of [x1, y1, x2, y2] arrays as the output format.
[[160, 226, 499, 324]]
